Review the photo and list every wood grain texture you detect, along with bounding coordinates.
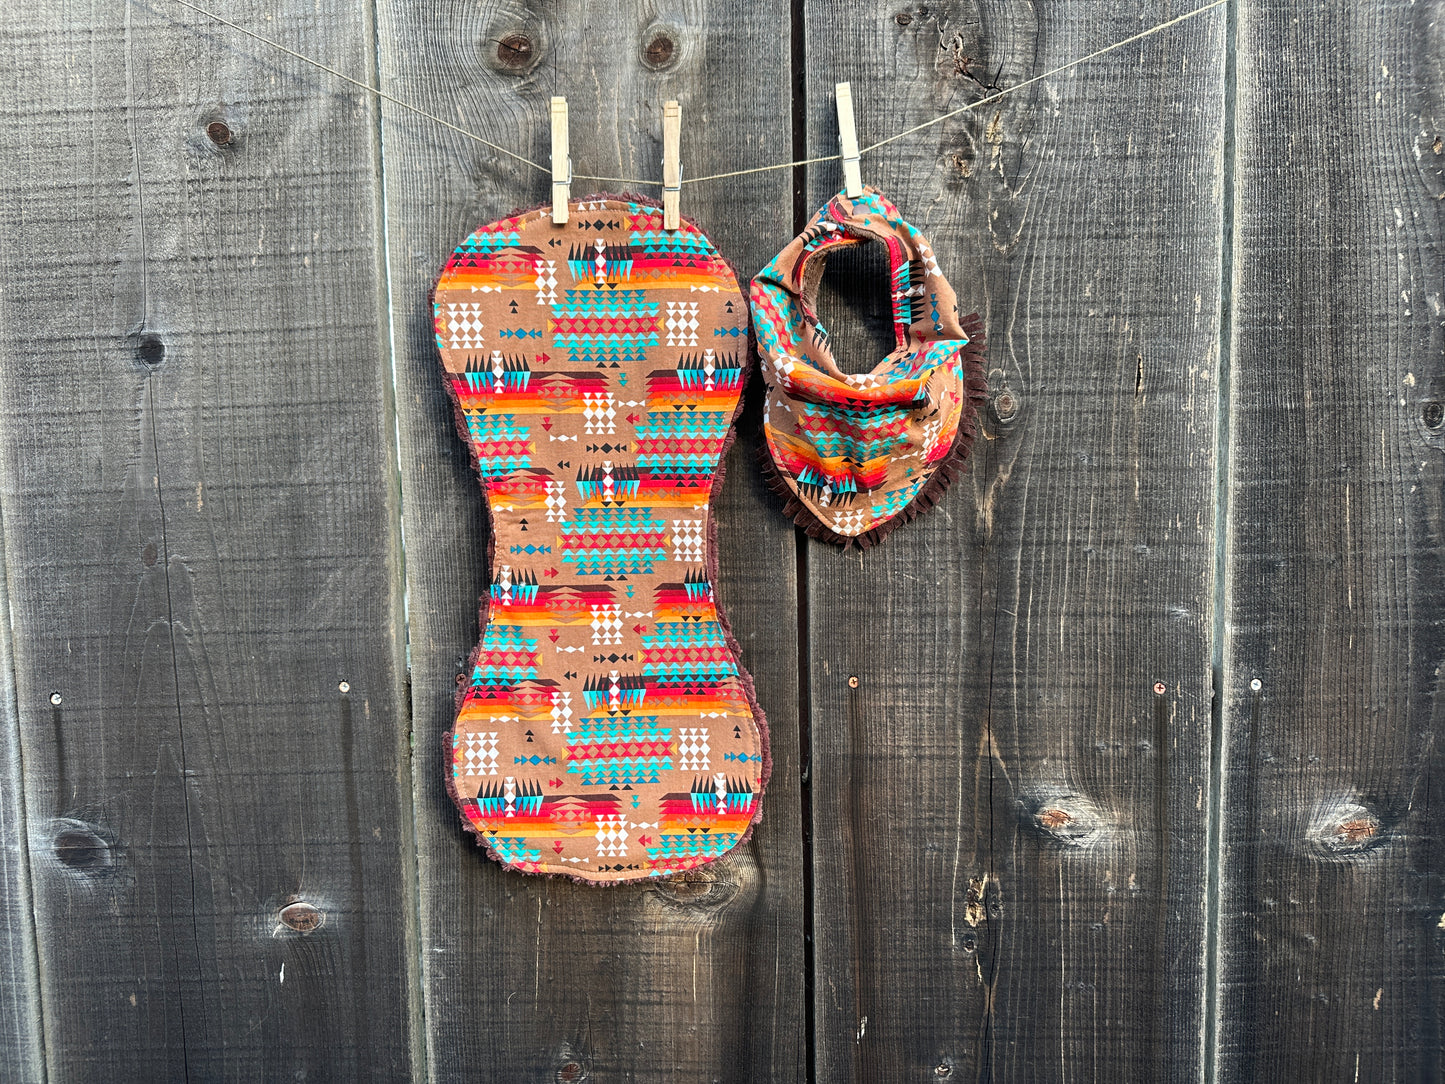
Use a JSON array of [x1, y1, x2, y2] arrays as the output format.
[[2, 1, 1438, 1078], [0, 519, 44, 1081], [373, 1, 805, 1080], [802, 2, 1227, 1079], [1217, 1, 1445, 1079], [0, 3, 416, 1079]]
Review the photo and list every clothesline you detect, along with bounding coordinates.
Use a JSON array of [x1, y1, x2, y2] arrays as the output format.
[[164, 0, 1228, 187]]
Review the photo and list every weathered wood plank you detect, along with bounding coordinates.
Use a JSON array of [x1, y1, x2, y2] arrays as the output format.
[[0, 523, 44, 1081], [0, 3, 416, 1078], [374, 2, 805, 1080], [802, 1, 1226, 1079], [1217, 1, 1445, 1078]]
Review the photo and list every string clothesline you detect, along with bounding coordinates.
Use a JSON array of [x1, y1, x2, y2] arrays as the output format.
[[164, 0, 1228, 188]]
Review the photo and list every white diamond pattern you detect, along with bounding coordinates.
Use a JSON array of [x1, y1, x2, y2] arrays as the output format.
[[590, 605, 623, 645], [445, 303, 486, 349], [672, 519, 705, 562], [534, 258, 558, 305], [550, 690, 573, 734], [582, 393, 616, 434], [459, 731, 499, 775], [665, 301, 699, 346], [545, 479, 567, 522], [595, 814, 629, 857], [678, 727, 710, 771]]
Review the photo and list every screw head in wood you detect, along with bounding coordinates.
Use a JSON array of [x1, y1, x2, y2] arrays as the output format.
[[1250, 678, 1263, 692], [50, 692, 62, 706], [1153, 681, 1167, 695], [847, 675, 859, 688], [338, 680, 351, 694]]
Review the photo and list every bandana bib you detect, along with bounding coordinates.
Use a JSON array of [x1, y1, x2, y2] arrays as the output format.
[[750, 188, 986, 546], [433, 198, 767, 884]]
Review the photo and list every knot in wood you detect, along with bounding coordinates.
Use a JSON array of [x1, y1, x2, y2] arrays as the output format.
[[134, 333, 165, 369], [642, 31, 677, 69], [1038, 807, 1072, 831], [51, 820, 113, 874], [990, 386, 1019, 425], [495, 34, 534, 70], [1307, 797, 1386, 859], [206, 120, 233, 146], [1335, 817, 1378, 846], [1422, 400, 1443, 430], [279, 899, 324, 933], [653, 866, 735, 908], [556, 1061, 587, 1083], [1024, 794, 1105, 847]]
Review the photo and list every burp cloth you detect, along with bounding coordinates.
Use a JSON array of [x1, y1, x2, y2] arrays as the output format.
[[751, 187, 987, 547], [433, 197, 767, 884]]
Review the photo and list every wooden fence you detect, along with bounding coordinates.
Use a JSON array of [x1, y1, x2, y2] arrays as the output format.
[[0, 0, 1441, 1080]]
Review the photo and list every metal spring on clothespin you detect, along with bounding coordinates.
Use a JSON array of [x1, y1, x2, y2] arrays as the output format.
[[835, 82, 863, 198], [550, 96, 571, 225], [662, 100, 682, 230]]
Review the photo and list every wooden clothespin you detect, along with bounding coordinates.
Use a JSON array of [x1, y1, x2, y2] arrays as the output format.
[[662, 100, 682, 231], [550, 96, 571, 225], [835, 82, 863, 198]]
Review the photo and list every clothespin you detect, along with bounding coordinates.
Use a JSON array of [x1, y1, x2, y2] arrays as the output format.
[[835, 82, 863, 198], [662, 100, 682, 231], [550, 96, 571, 225]]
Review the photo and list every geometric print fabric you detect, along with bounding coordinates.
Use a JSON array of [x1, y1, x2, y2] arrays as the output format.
[[434, 198, 768, 884], [750, 187, 988, 547]]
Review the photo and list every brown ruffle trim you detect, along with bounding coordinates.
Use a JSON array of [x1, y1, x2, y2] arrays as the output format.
[[757, 313, 989, 550]]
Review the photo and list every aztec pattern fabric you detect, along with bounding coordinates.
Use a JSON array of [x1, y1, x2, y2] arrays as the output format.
[[750, 187, 987, 547], [433, 197, 767, 885]]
